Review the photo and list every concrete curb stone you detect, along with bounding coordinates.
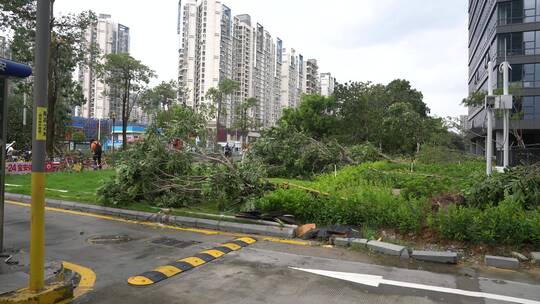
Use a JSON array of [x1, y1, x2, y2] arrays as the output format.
[[412, 250, 458, 264], [5, 193, 295, 239], [351, 238, 369, 247], [485, 255, 519, 270], [333, 237, 351, 247], [367, 240, 406, 256]]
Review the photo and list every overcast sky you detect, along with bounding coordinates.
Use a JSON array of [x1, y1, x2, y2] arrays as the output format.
[[56, 0, 469, 117]]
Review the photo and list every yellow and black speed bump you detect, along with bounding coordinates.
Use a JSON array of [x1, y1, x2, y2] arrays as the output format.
[[128, 237, 257, 286]]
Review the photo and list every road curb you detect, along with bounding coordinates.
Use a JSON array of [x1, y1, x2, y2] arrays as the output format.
[[412, 250, 458, 264], [366, 240, 406, 256], [485, 255, 520, 270], [4, 193, 295, 239]]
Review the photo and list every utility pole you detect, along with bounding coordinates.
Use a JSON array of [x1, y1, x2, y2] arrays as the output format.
[[29, 0, 50, 292], [485, 61, 494, 176]]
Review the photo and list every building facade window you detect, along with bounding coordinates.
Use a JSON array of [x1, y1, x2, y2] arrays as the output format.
[[498, 63, 540, 88], [499, 0, 540, 24], [522, 96, 540, 119], [498, 30, 540, 56]]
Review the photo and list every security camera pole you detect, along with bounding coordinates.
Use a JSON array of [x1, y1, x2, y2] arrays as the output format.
[[29, 0, 50, 292]]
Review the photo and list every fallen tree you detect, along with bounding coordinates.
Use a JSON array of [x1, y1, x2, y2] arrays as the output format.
[[98, 106, 268, 210]]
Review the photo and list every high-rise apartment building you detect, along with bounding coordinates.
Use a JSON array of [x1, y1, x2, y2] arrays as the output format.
[[270, 38, 284, 126], [320, 72, 335, 97], [253, 23, 276, 128], [280, 48, 301, 110], [178, 0, 324, 137], [467, 0, 540, 165], [304, 59, 320, 95], [231, 14, 254, 128], [179, 0, 233, 135], [77, 14, 130, 119]]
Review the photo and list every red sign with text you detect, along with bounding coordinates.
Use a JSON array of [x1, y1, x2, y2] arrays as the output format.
[[6, 162, 60, 174]]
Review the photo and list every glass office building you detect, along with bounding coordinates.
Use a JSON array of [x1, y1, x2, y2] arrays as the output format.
[[467, 0, 540, 165]]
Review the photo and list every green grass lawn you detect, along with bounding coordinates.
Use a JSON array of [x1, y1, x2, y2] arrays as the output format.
[[5, 170, 116, 203], [4, 169, 230, 217]]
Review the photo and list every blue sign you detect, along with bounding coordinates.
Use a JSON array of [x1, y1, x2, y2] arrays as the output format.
[[0, 58, 32, 78]]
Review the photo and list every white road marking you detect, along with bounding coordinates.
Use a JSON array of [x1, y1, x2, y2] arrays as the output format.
[[290, 267, 540, 304]]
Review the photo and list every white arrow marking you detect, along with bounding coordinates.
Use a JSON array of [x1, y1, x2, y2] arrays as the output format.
[[290, 267, 540, 304]]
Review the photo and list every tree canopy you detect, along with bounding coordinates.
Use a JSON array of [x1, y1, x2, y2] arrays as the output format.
[[1, 0, 98, 155], [98, 53, 155, 150]]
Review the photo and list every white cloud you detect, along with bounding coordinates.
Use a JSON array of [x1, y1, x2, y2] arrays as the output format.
[[55, 0, 469, 117]]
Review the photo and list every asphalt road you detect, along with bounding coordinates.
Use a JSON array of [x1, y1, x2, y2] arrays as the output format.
[[3, 201, 540, 304]]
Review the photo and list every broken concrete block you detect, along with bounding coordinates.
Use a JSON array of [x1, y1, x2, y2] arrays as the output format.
[[485, 255, 519, 270], [412, 250, 458, 264], [367, 240, 406, 256]]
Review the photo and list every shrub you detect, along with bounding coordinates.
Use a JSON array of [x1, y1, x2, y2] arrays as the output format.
[[433, 198, 539, 246], [256, 187, 428, 234]]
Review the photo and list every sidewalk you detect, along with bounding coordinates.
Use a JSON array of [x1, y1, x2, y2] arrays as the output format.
[[0, 250, 75, 303]]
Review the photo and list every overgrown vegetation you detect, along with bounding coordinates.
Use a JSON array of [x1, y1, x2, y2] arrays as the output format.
[[93, 79, 540, 248], [259, 161, 540, 247], [464, 165, 540, 210]]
